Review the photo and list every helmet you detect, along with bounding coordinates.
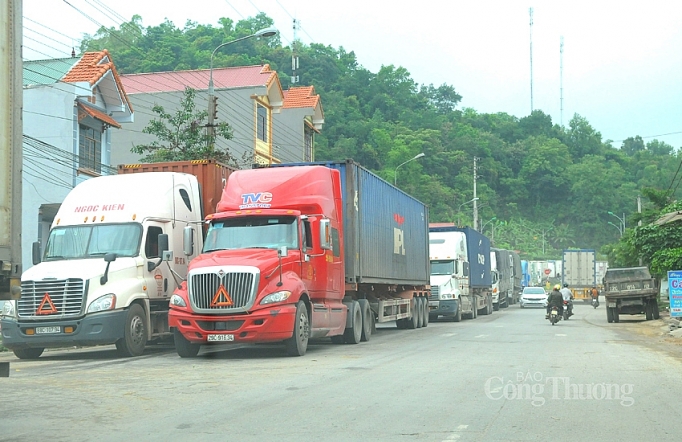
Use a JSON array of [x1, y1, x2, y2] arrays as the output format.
[[563, 283, 569, 288], [553, 284, 561, 291]]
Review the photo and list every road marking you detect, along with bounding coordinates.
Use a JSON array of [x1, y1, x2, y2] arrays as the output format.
[[494, 325, 504, 328], [442, 425, 468, 441], [441, 333, 458, 337], [456, 425, 469, 430], [474, 334, 488, 338], [555, 333, 567, 337]]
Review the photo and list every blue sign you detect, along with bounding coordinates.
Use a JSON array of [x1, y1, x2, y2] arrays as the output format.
[[668, 271, 682, 317]]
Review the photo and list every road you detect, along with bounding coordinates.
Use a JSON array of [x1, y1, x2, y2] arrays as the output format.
[[1, 301, 682, 441]]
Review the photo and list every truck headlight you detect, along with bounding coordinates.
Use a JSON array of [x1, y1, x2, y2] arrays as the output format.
[[87, 294, 116, 313], [170, 294, 187, 307], [2, 301, 16, 317], [439, 293, 453, 300], [260, 290, 292, 305]]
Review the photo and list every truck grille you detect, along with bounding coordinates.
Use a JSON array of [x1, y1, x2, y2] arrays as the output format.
[[430, 286, 440, 301], [188, 268, 259, 313], [18, 279, 86, 318]]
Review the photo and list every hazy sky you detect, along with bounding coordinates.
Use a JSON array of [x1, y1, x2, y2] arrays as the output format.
[[23, 0, 682, 148]]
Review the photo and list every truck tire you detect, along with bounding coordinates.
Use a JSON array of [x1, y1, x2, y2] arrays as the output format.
[[607, 306, 614, 323], [645, 301, 653, 320], [416, 298, 424, 328], [115, 303, 147, 357], [343, 301, 362, 344], [395, 318, 408, 329], [493, 302, 499, 312], [407, 298, 419, 329], [13, 347, 44, 360], [421, 297, 429, 328], [453, 301, 462, 322], [173, 329, 200, 358], [653, 300, 660, 319], [286, 301, 310, 356], [358, 299, 373, 342]]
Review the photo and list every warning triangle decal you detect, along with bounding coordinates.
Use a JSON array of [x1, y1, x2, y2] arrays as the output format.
[[36, 293, 58, 315], [210, 284, 234, 307]]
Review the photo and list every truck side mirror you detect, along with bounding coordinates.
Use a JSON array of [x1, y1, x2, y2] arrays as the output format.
[[278, 246, 289, 257], [32, 241, 42, 265], [319, 219, 332, 250], [183, 226, 194, 256], [158, 234, 169, 255]]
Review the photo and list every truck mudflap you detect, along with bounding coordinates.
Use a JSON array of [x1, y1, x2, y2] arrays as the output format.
[[0, 309, 128, 349], [169, 304, 297, 344]]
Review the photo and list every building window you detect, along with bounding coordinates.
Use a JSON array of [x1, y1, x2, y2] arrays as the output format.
[[257, 104, 268, 142], [304, 125, 314, 162], [79, 124, 102, 172]]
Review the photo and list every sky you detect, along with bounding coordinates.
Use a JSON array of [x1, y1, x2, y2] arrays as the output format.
[[22, 0, 682, 149]]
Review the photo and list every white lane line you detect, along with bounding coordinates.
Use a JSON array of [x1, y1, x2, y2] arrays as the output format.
[[474, 334, 488, 338], [441, 333, 458, 337]]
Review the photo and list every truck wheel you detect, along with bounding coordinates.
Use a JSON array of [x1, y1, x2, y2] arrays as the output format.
[[653, 300, 660, 319], [613, 308, 620, 323], [416, 298, 424, 328], [395, 318, 407, 329], [645, 301, 653, 320], [607, 306, 614, 323], [358, 299, 373, 342], [13, 347, 44, 359], [453, 301, 462, 322], [407, 298, 419, 329], [173, 329, 200, 358], [286, 301, 310, 356], [421, 297, 429, 328], [343, 301, 362, 344], [115, 303, 147, 357]]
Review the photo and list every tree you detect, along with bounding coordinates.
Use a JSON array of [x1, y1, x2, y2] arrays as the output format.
[[131, 87, 235, 165]]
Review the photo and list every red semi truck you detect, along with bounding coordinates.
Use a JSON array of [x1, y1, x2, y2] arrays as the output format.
[[168, 160, 431, 357]]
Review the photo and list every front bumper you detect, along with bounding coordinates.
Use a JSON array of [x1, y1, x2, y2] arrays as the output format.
[[428, 299, 459, 316], [520, 298, 547, 308], [169, 304, 297, 344], [1, 310, 128, 349]]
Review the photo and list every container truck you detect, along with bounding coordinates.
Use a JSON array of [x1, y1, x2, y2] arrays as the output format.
[[562, 249, 597, 302], [429, 227, 469, 321], [1, 160, 234, 358], [491, 248, 512, 310], [0, 0, 22, 302], [167, 160, 430, 357], [511, 251, 522, 304], [429, 225, 492, 319]]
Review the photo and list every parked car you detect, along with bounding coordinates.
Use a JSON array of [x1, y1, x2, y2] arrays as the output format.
[[519, 287, 548, 308]]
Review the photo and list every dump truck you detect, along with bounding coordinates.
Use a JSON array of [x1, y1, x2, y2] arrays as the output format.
[[603, 267, 659, 323]]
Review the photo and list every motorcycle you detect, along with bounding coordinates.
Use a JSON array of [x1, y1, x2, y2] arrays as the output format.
[[592, 296, 599, 309], [548, 306, 561, 325], [563, 300, 573, 320]]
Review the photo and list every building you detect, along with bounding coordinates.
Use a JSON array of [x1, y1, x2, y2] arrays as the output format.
[[113, 65, 323, 167], [22, 50, 133, 271]]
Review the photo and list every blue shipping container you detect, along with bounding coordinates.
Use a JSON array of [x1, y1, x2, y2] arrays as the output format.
[[270, 160, 430, 286], [429, 226, 491, 288]]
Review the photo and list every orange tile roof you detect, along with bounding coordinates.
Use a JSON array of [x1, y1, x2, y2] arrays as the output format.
[[63, 50, 133, 113], [283, 86, 320, 109], [78, 103, 121, 128]]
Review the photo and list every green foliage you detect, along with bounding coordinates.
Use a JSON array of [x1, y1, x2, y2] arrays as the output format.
[[131, 88, 236, 165], [86, 13, 682, 265]]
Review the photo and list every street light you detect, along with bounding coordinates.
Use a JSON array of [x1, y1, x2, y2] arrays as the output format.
[[608, 221, 623, 237], [456, 197, 479, 227], [608, 211, 625, 233], [208, 26, 279, 141], [394, 152, 425, 185], [481, 216, 496, 233]]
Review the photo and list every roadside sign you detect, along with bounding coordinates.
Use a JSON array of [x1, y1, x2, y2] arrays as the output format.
[[668, 271, 682, 317], [544, 268, 551, 275]]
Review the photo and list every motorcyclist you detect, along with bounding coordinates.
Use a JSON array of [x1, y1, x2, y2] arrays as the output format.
[[591, 285, 600, 307], [546, 284, 564, 319], [560, 283, 574, 316]]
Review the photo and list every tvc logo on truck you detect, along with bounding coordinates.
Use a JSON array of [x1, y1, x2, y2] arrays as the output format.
[[240, 192, 272, 209]]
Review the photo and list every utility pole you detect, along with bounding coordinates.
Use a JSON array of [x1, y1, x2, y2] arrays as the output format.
[[291, 18, 300, 84], [560, 36, 564, 126], [529, 7, 534, 113], [473, 157, 479, 230]]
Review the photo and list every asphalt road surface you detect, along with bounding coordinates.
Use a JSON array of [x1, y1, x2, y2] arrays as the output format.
[[1, 301, 681, 441]]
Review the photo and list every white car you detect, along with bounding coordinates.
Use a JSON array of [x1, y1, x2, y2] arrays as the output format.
[[519, 287, 548, 308]]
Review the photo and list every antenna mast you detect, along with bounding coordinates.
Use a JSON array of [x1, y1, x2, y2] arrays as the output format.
[[291, 18, 300, 84], [560, 36, 564, 126], [529, 7, 534, 113]]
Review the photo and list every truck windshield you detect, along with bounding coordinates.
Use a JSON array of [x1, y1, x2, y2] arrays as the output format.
[[44, 223, 142, 261], [204, 216, 298, 252], [431, 260, 455, 276]]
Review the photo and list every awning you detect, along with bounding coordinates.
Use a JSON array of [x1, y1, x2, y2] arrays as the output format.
[[77, 103, 121, 128], [654, 211, 682, 226]]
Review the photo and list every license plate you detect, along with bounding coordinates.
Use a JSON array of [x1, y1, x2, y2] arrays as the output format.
[[36, 326, 61, 334], [207, 334, 234, 342]]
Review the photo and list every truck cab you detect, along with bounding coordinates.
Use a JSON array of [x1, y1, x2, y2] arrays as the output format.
[[1, 173, 203, 358], [428, 230, 470, 321]]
